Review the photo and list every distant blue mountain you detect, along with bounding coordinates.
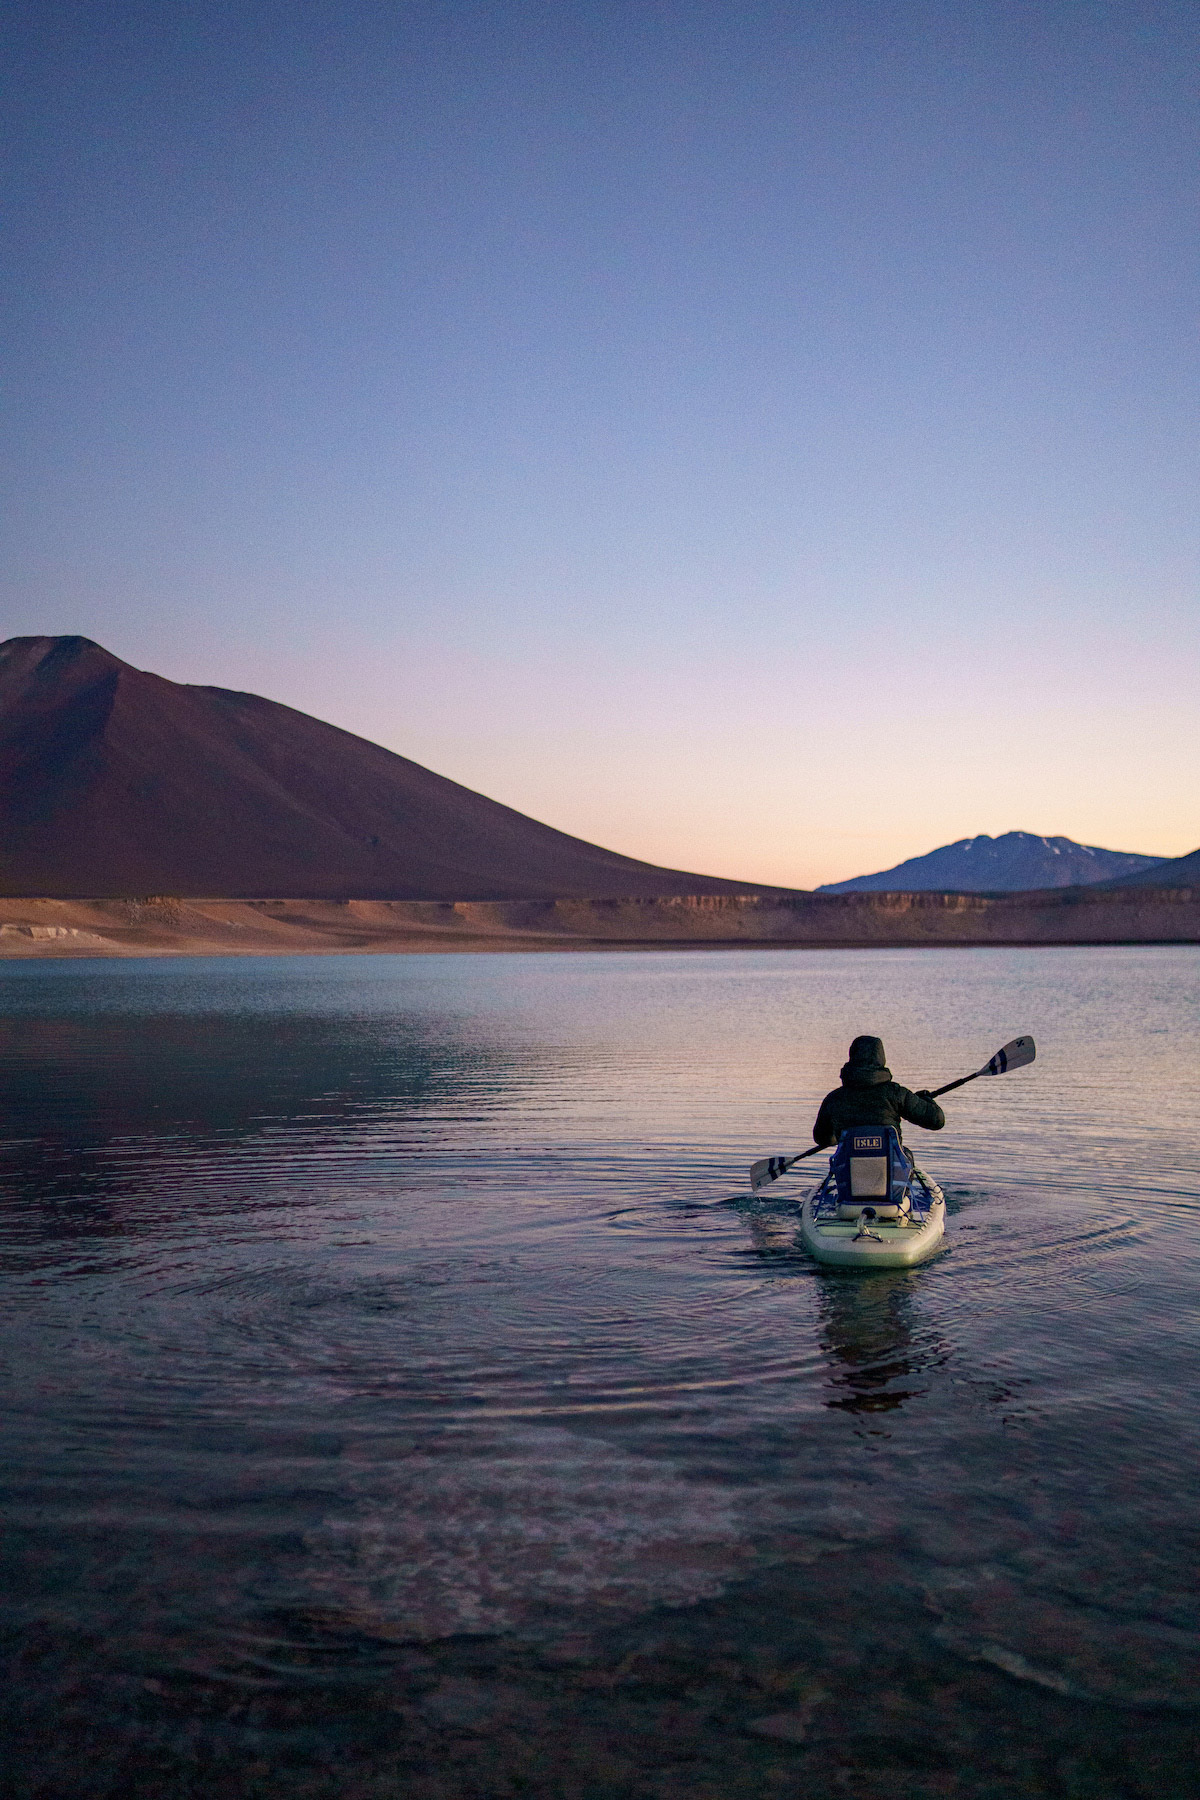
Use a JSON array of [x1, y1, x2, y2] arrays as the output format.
[[1107, 844, 1200, 887], [818, 832, 1164, 894]]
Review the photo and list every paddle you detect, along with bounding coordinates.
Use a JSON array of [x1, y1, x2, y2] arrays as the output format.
[[748, 1035, 1036, 1193]]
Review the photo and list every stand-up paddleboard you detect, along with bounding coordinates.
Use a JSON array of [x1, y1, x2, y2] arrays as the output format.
[[745, 1037, 1035, 1269], [799, 1153, 945, 1269]]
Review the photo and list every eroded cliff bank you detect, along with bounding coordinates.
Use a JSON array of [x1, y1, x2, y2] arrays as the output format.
[[0, 886, 1195, 956]]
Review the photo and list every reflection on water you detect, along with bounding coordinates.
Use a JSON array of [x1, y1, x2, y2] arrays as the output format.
[[1, 947, 1199, 1796], [818, 1272, 941, 1417]]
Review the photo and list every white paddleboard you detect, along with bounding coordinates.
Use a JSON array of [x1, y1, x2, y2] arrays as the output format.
[[799, 1188, 946, 1270]]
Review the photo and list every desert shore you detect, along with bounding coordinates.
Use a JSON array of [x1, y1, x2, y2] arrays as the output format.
[[0, 887, 1196, 957]]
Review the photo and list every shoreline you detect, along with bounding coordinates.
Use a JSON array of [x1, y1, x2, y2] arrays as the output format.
[[0, 889, 1196, 958]]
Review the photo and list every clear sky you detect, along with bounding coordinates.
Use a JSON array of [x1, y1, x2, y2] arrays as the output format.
[[2, 0, 1197, 888]]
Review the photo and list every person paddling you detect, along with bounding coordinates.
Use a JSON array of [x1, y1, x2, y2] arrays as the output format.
[[813, 1036, 945, 1148]]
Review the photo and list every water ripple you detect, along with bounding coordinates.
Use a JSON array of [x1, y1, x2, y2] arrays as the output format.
[[1, 945, 1199, 1762]]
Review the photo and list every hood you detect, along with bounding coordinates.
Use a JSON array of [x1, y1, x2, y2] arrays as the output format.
[[840, 1034, 891, 1087]]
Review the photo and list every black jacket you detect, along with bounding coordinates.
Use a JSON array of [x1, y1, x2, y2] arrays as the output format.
[[813, 1037, 945, 1147]]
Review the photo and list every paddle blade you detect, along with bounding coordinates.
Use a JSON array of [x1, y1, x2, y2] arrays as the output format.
[[983, 1035, 1036, 1076], [750, 1154, 794, 1192]]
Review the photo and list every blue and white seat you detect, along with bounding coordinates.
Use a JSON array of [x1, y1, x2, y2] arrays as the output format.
[[829, 1126, 914, 1220]]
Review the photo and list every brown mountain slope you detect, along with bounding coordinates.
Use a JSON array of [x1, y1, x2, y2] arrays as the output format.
[[0, 636, 782, 901]]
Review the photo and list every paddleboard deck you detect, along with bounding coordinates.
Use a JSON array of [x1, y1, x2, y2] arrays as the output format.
[[799, 1160, 946, 1269], [799, 1193, 945, 1268]]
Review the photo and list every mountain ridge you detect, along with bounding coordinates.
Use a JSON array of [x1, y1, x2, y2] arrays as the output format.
[[1105, 845, 1200, 888], [818, 830, 1163, 894], [0, 635, 785, 901]]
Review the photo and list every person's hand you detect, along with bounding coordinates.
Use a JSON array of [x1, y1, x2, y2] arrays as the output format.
[[916, 1089, 934, 1101]]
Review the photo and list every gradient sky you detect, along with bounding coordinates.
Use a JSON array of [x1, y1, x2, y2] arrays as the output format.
[[2, 0, 1197, 887]]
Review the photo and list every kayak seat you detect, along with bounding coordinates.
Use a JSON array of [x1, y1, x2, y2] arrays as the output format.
[[832, 1127, 913, 1220]]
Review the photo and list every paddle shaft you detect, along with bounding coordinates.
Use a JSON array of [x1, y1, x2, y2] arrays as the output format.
[[929, 1068, 986, 1099], [764, 1143, 823, 1178]]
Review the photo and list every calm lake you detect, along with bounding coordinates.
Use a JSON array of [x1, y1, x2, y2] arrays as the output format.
[[2, 945, 1198, 1798]]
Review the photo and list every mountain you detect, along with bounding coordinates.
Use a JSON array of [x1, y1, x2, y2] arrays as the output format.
[[0, 636, 779, 901], [817, 831, 1163, 894], [1106, 846, 1200, 887]]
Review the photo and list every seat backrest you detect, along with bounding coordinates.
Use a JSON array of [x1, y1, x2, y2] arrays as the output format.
[[831, 1126, 908, 1208]]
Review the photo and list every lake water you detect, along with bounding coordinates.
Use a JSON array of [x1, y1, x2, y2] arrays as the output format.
[[2, 945, 1198, 1798]]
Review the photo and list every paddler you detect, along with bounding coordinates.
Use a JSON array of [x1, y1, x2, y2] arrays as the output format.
[[813, 1036, 945, 1147]]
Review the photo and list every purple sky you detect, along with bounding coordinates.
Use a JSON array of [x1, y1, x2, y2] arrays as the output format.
[[2, 0, 1197, 885]]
